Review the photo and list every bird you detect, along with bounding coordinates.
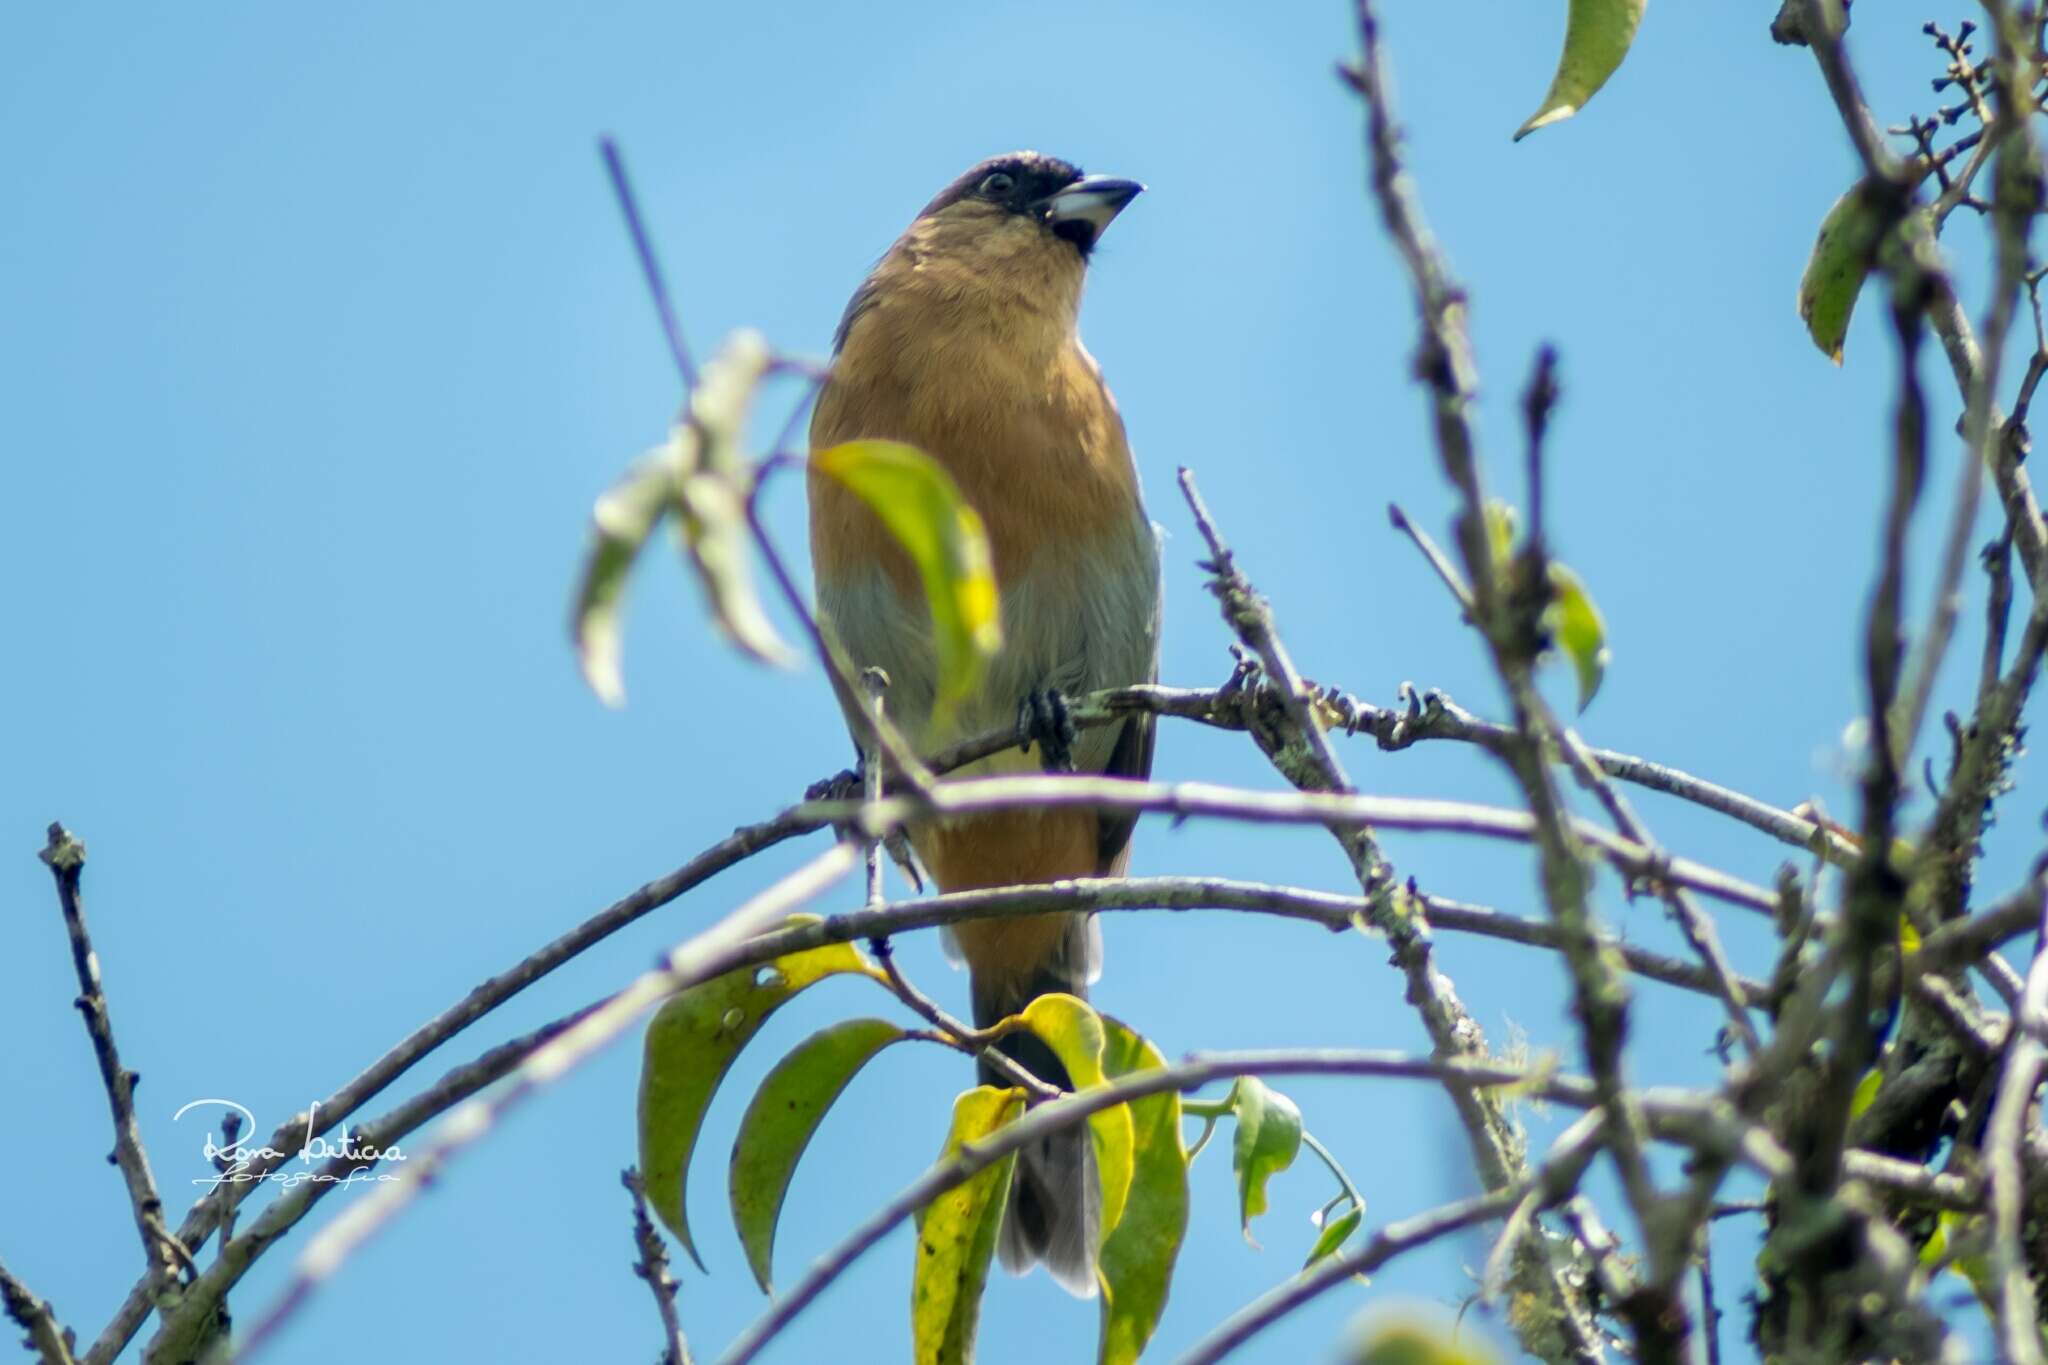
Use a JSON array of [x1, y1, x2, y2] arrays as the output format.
[[807, 151, 1159, 1296]]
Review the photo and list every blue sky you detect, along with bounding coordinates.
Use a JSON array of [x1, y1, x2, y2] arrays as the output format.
[[0, 4, 2025, 1362]]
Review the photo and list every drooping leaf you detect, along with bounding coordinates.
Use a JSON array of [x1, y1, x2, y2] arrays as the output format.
[[1797, 180, 1889, 364], [569, 329, 793, 705], [572, 448, 682, 706], [1230, 1076, 1303, 1241], [637, 930, 883, 1269], [1095, 1017, 1189, 1365], [1347, 1312, 1502, 1365], [1513, 0, 1647, 141], [1016, 994, 1136, 1243], [1544, 563, 1610, 711], [912, 1086, 1025, 1365], [730, 1017, 906, 1292], [1302, 1203, 1364, 1271], [674, 331, 795, 667], [811, 439, 1002, 709]]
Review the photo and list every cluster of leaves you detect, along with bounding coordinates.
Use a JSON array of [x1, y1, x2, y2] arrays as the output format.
[[632, 928, 1373, 1363]]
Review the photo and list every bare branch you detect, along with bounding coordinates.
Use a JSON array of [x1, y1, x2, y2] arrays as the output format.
[[0, 1257, 78, 1365], [36, 824, 190, 1314], [623, 1169, 693, 1365], [230, 843, 858, 1363]]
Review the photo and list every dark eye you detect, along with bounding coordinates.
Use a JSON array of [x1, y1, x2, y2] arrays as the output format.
[[979, 171, 1016, 198]]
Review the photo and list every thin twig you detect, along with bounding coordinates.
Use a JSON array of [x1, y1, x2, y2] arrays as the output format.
[[231, 844, 858, 1362], [623, 1169, 692, 1365], [599, 136, 697, 392], [1985, 887, 2048, 1365], [37, 824, 190, 1312], [0, 1257, 78, 1365]]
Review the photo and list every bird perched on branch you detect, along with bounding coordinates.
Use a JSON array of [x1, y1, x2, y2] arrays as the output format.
[[807, 151, 1159, 1296]]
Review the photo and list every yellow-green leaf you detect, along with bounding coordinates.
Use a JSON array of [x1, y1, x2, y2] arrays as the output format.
[[1544, 563, 1609, 712], [1095, 1017, 1189, 1365], [1017, 994, 1135, 1243], [1348, 1311, 1502, 1365], [1302, 1203, 1363, 1271], [1230, 1076, 1302, 1241], [1798, 180, 1889, 364], [1848, 1066, 1883, 1121], [638, 930, 883, 1269], [913, 1086, 1025, 1365], [1513, 0, 1647, 141], [730, 1017, 906, 1293], [572, 450, 680, 706], [811, 439, 1002, 709], [1918, 1210, 1995, 1305]]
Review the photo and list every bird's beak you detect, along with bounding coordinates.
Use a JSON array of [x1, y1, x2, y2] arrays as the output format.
[[1041, 175, 1144, 251]]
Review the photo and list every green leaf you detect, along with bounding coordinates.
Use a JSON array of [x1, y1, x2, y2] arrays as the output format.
[[1513, 0, 1646, 141], [811, 439, 1002, 710], [1302, 1203, 1364, 1271], [1348, 1312, 1501, 1365], [675, 331, 795, 668], [637, 930, 883, 1269], [1544, 563, 1610, 711], [569, 329, 793, 705], [1848, 1066, 1883, 1121], [912, 1086, 1025, 1365], [1095, 1017, 1190, 1365], [1798, 180, 1889, 364], [1230, 1076, 1303, 1242], [572, 449, 681, 706], [729, 1017, 906, 1293], [1016, 994, 1136, 1243]]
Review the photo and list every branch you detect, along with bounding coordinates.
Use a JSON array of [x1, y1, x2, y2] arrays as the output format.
[[138, 1003, 598, 1362], [822, 776, 1779, 915], [0, 1258, 77, 1365], [229, 843, 857, 1362], [623, 1169, 693, 1365], [1181, 1109, 1608, 1365], [37, 824, 190, 1312], [1986, 891, 2048, 1365]]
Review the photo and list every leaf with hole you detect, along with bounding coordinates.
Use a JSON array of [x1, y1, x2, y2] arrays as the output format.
[[912, 1086, 1024, 1365], [729, 1016, 906, 1292], [1514, 0, 1646, 140], [1230, 1076, 1302, 1242], [637, 930, 883, 1269], [811, 439, 1002, 710], [1544, 563, 1609, 712], [1095, 1016, 1189, 1365], [1016, 993, 1136, 1243]]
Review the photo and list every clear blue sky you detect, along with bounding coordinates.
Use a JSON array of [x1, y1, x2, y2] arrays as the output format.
[[1, 4, 2023, 1362]]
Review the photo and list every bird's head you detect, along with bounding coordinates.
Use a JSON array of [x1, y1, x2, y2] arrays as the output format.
[[884, 152, 1142, 321]]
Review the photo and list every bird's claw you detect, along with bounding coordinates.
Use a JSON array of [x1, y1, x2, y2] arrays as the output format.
[[1018, 689, 1077, 773], [805, 764, 865, 803]]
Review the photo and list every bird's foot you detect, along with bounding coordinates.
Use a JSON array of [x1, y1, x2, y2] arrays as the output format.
[[1017, 689, 1077, 773], [805, 763, 865, 804]]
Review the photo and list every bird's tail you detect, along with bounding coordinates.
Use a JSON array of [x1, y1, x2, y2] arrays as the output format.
[[969, 921, 1101, 1299]]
